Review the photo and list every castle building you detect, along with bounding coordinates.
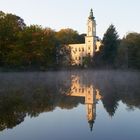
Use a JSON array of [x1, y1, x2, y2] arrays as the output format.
[[68, 9, 101, 65]]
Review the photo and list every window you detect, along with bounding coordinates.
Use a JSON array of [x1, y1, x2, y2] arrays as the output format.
[[79, 48, 81, 52], [88, 45, 91, 50], [79, 56, 81, 60], [82, 48, 84, 51]]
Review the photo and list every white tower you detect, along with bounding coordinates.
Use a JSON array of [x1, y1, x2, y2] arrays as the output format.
[[85, 9, 96, 57]]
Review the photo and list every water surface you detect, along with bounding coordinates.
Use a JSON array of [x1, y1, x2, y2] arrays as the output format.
[[0, 70, 140, 140]]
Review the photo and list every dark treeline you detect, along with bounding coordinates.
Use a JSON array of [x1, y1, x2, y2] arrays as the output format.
[[0, 11, 140, 70], [93, 25, 140, 69], [0, 11, 84, 70]]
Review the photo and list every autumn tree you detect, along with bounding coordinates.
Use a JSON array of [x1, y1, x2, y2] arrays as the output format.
[[56, 28, 82, 45], [0, 11, 26, 67], [20, 25, 57, 69]]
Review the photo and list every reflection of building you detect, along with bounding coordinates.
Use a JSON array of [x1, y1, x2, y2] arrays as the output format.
[[67, 75, 102, 131], [68, 9, 101, 65]]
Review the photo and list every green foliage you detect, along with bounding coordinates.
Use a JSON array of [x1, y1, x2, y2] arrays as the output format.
[[0, 11, 59, 70], [94, 24, 120, 68], [117, 33, 140, 69], [82, 55, 92, 67], [94, 28, 140, 69], [20, 25, 57, 68], [56, 28, 83, 44], [77, 33, 86, 43], [101, 24, 119, 66], [56, 45, 72, 67], [0, 11, 25, 67]]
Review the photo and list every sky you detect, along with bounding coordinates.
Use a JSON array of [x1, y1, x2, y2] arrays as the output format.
[[0, 0, 140, 38]]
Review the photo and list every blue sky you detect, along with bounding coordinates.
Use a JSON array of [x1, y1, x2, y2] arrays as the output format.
[[0, 0, 140, 38]]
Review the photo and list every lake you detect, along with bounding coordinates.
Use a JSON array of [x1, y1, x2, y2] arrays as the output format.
[[0, 70, 140, 140]]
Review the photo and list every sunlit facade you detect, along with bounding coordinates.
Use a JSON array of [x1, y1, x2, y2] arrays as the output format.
[[68, 9, 101, 65], [67, 75, 102, 131]]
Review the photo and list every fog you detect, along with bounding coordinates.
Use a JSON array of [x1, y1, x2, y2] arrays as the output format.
[[0, 70, 139, 92]]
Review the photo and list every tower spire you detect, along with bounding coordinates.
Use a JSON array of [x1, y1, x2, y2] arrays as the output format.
[[88, 120, 94, 131], [89, 8, 94, 20]]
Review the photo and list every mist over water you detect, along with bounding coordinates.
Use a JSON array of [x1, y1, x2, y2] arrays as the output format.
[[0, 70, 140, 140]]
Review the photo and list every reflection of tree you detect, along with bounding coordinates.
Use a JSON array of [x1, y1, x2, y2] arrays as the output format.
[[0, 93, 26, 131], [121, 91, 140, 110], [0, 74, 83, 131], [101, 92, 119, 117], [92, 71, 140, 116], [57, 96, 84, 109], [102, 88, 140, 116], [0, 92, 82, 131]]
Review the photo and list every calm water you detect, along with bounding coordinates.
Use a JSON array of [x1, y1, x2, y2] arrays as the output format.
[[0, 70, 140, 140]]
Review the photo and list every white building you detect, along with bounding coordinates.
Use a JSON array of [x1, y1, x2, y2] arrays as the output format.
[[68, 9, 101, 65]]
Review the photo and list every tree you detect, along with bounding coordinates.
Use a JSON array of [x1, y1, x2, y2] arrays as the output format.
[[20, 25, 57, 69], [0, 11, 26, 67], [83, 54, 92, 68], [117, 33, 140, 69], [101, 24, 119, 67], [77, 33, 86, 43], [56, 28, 81, 45], [19, 25, 44, 67], [56, 45, 73, 67], [42, 28, 58, 68], [116, 40, 128, 68]]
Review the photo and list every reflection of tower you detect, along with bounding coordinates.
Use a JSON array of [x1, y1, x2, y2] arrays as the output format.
[[67, 75, 102, 131], [85, 87, 95, 131]]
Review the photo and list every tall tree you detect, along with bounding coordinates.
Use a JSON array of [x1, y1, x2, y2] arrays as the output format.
[[101, 24, 119, 66], [0, 11, 26, 67]]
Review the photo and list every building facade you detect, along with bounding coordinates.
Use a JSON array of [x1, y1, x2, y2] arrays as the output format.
[[68, 9, 101, 65]]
